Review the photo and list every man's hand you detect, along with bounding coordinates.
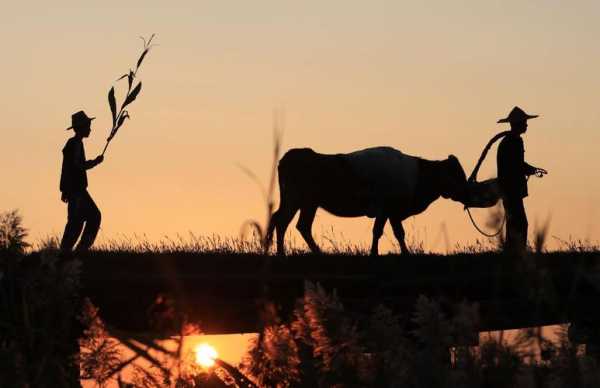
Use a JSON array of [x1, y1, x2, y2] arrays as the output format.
[[94, 155, 104, 165], [534, 167, 548, 178], [61, 192, 69, 203]]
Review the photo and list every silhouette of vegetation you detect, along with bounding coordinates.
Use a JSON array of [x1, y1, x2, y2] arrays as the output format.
[[0, 210, 82, 386], [102, 34, 156, 156], [2, 210, 600, 387], [0, 209, 29, 254], [239, 110, 284, 254], [79, 300, 123, 385], [242, 282, 600, 388], [0, 211, 246, 387]]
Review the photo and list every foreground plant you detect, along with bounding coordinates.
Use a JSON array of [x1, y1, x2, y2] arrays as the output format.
[[239, 110, 283, 254], [241, 281, 600, 388], [0, 210, 83, 386], [0, 209, 29, 254]]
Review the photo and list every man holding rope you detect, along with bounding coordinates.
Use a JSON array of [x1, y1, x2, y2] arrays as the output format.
[[59, 110, 104, 256], [496, 106, 547, 255]]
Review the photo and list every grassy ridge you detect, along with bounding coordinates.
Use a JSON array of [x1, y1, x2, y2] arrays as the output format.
[[3, 210, 600, 387]]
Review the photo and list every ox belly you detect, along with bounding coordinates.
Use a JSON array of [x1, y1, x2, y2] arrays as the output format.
[[345, 147, 419, 216]]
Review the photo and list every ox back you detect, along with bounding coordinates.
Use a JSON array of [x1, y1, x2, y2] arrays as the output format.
[[277, 147, 446, 218], [278, 148, 369, 217], [346, 147, 419, 216]]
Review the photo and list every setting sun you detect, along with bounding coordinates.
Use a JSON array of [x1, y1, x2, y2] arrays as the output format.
[[194, 343, 218, 368]]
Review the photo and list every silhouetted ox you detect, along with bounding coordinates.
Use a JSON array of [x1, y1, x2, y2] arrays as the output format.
[[266, 147, 468, 255]]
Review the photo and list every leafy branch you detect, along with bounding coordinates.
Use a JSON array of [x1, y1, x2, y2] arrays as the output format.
[[102, 34, 156, 156]]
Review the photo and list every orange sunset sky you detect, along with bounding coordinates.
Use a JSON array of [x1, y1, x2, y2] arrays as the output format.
[[2, 1, 599, 253]]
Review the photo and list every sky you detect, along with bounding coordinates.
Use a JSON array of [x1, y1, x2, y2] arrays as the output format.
[[1, 0, 599, 252]]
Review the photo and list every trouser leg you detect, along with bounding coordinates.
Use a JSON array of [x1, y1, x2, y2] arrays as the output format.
[[60, 194, 86, 254], [76, 191, 101, 251], [515, 199, 528, 253], [504, 197, 528, 255]]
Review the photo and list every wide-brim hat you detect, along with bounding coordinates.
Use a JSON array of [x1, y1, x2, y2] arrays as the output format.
[[66, 110, 95, 130], [497, 106, 538, 123]]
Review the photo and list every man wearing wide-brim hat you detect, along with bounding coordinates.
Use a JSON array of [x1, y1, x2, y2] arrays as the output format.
[[59, 110, 104, 256], [496, 106, 547, 256]]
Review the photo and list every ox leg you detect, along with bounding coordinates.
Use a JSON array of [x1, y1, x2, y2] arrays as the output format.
[[297, 206, 321, 253], [370, 216, 388, 256], [275, 205, 298, 255], [390, 216, 410, 255], [266, 209, 280, 250]]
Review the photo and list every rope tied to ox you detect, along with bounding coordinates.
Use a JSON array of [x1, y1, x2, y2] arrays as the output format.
[[465, 131, 511, 237], [466, 206, 505, 237]]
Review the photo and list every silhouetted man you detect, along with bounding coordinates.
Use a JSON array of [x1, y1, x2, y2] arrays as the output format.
[[496, 106, 547, 255], [60, 111, 104, 256]]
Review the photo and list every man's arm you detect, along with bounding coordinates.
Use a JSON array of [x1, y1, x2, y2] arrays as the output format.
[[523, 161, 537, 176], [517, 138, 545, 176], [71, 145, 103, 170], [523, 161, 548, 177], [83, 156, 104, 170]]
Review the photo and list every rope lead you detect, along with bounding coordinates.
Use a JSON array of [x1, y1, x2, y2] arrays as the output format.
[[466, 130, 511, 237], [466, 206, 505, 238]]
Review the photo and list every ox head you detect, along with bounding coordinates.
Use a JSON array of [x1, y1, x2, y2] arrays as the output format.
[[439, 155, 468, 201]]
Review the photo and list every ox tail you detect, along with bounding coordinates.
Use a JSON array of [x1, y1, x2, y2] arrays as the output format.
[[264, 151, 290, 250], [265, 209, 277, 251], [264, 164, 287, 251], [265, 148, 313, 250]]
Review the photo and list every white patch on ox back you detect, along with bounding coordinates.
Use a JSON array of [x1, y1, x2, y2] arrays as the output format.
[[345, 147, 419, 216]]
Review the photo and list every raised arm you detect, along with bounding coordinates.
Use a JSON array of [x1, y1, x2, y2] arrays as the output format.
[[83, 155, 104, 170], [71, 144, 103, 170]]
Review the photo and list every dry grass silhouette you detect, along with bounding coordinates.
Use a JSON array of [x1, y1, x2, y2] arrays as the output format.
[[238, 110, 284, 255], [2, 210, 600, 387]]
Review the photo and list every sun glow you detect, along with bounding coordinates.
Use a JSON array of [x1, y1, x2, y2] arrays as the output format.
[[194, 343, 218, 367]]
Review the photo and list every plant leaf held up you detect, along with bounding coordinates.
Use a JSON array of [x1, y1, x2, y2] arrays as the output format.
[[102, 33, 155, 156]]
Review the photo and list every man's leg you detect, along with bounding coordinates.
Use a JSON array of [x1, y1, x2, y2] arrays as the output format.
[[76, 191, 101, 252], [503, 196, 527, 256], [504, 197, 518, 254], [513, 199, 528, 255], [60, 194, 85, 255]]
